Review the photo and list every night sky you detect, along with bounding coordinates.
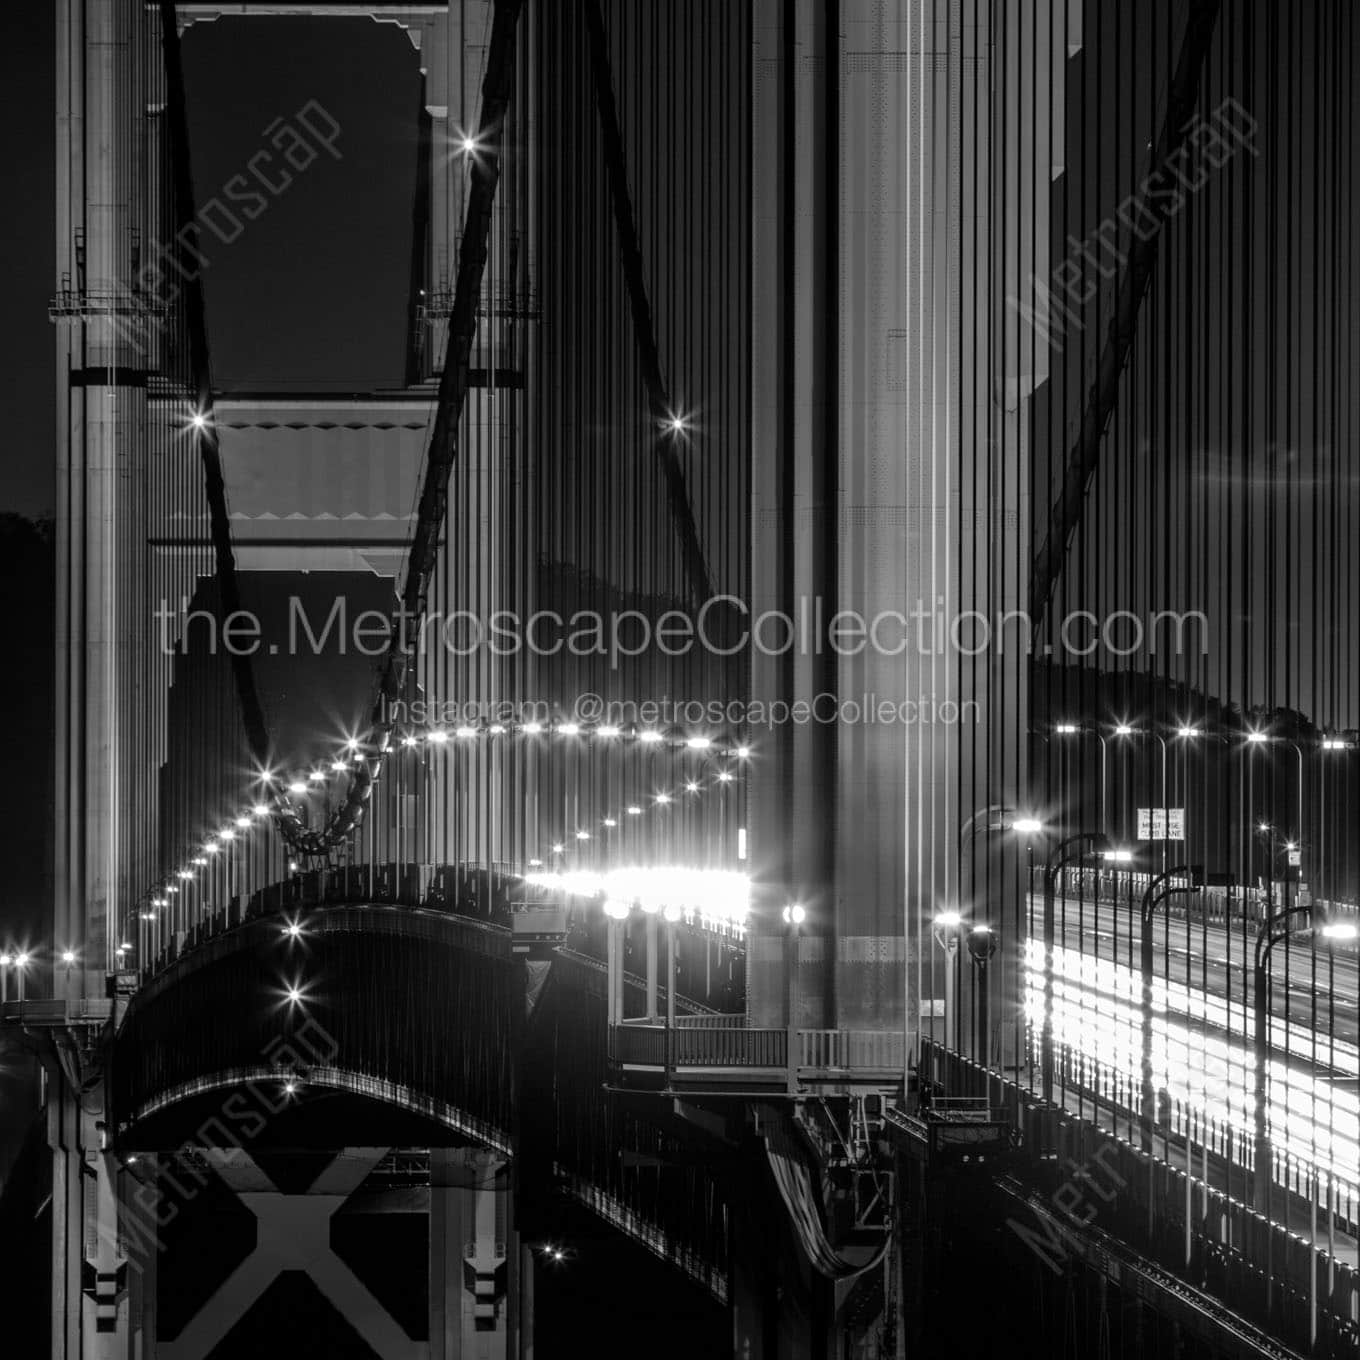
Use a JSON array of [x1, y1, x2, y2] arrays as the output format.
[[1, 5, 56, 518]]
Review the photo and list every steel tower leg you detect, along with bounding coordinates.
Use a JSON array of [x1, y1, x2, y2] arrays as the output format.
[[47, 1065, 129, 1359]]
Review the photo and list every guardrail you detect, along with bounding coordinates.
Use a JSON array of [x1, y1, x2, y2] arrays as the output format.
[[674, 1012, 748, 1029], [0, 999, 113, 1026], [1034, 867, 1360, 943], [919, 1040, 1360, 1360], [609, 1020, 906, 1084], [1047, 1036, 1359, 1234]]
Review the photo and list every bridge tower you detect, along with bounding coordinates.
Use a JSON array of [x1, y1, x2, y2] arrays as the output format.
[[746, 0, 1065, 1078], [46, 3, 529, 1356]]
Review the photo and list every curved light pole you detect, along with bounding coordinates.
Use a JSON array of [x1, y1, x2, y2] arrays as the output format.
[[1247, 726, 1305, 881], [932, 910, 963, 1052], [602, 897, 629, 1028], [1140, 865, 1201, 1150], [1109, 724, 1144, 843], [959, 808, 1043, 1070], [1055, 724, 1107, 829], [959, 803, 1014, 850], [1108, 724, 1173, 855], [1254, 821, 1295, 921], [9, 950, 30, 1006], [1251, 906, 1350, 1208], [1319, 736, 1354, 904], [958, 802, 1013, 944], [1041, 832, 1110, 1105], [967, 923, 998, 1063], [782, 903, 805, 1094], [664, 904, 680, 1087], [1253, 909, 1358, 1322], [1281, 737, 1305, 857]]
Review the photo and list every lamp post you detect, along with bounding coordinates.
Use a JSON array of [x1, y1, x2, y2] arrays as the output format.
[[1252, 910, 1358, 1323], [10, 951, 30, 1006], [1055, 724, 1106, 828], [603, 898, 629, 1027], [1319, 736, 1353, 905], [782, 903, 805, 1095], [644, 905, 659, 1019], [1139, 865, 1206, 1151], [1282, 738, 1305, 863], [1254, 821, 1297, 923], [664, 904, 679, 1087], [1110, 724, 1143, 843], [932, 910, 963, 1051], [958, 802, 1012, 945], [1139, 865, 1235, 1156], [1253, 905, 1316, 1209], [1109, 724, 1174, 860], [967, 923, 997, 1065], [1041, 832, 1110, 1105], [958, 811, 1042, 1070]]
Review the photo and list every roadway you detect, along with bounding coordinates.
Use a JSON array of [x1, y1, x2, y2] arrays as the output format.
[[1024, 893, 1359, 1210], [1034, 892, 1359, 1053]]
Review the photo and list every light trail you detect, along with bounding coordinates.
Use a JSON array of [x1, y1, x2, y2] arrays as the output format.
[[1025, 939, 1359, 1204]]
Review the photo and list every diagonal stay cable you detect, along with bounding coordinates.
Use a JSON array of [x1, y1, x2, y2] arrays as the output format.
[[278, 0, 525, 855], [160, 0, 524, 857], [581, 0, 715, 604], [1028, 0, 1220, 633], [159, 1, 272, 769]]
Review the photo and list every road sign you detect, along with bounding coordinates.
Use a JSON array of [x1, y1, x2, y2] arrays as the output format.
[[1136, 807, 1185, 840], [1287, 848, 1302, 867]]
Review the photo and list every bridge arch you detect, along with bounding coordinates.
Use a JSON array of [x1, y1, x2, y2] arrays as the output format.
[[111, 905, 516, 1149]]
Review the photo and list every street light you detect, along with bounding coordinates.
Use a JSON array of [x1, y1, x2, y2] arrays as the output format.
[[1110, 724, 1173, 860], [1252, 908, 1357, 1318], [1254, 821, 1297, 920], [1054, 724, 1108, 828], [4, 950, 32, 1005], [1251, 906, 1352, 1211], [1041, 832, 1111, 1104], [1319, 736, 1353, 905], [602, 898, 629, 1027], [784, 904, 805, 1094], [932, 910, 964, 1050], [1138, 865, 1230, 1150], [958, 807, 1040, 1069], [967, 923, 998, 1062]]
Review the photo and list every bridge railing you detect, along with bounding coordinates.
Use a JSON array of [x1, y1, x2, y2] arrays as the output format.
[[798, 1028, 904, 1072], [139, 862, 742, 1013], [1038, 1029, 1360, 1236], [920, 1039, 1360, 1358], [609, 1021, 906, 1084], [674, 1012, 748, 1029], [1035, 866, 1360, 946]]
